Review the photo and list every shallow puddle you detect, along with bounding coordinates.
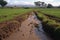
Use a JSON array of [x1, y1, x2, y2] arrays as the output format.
[[35, 22, 53, 40]]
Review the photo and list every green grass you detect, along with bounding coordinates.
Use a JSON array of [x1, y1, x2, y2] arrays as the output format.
[[36, 8, 60, 18], [37, 10, 60, 31], [0, 8, 32, 22], [37, 11, 60, 40], [0, 8, 60, 22]]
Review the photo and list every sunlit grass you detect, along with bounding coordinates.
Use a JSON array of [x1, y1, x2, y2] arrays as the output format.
[[0, 8, 32, 22], [36, 8, 60, 18]]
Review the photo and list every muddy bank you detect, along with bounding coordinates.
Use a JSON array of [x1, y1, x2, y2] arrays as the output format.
[[0, 12, 33, 40], [5, 12, 40, 40]]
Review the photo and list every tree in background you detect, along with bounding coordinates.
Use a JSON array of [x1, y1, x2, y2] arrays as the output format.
[[34, 1, 47, 8], [47, 4, 53, 8], [34, 1, 40, 7], [0, 0, 7, 7], [57, 6, 60, 8]]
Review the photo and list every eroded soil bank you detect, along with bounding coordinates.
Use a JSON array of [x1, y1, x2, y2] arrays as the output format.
[[0, 12, 32, 40]]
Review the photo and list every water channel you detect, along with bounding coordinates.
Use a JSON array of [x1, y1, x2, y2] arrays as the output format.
[[33, 13, 53, 40]]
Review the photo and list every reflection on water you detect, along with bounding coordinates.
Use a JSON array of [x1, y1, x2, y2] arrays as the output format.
[[35, 22, 53, 40]]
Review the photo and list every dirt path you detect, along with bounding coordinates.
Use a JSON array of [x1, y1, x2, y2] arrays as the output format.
[[4, 12, 40, 40]]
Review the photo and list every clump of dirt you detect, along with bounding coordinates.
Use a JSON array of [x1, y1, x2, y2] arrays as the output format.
[[0, 20, 20, 40]]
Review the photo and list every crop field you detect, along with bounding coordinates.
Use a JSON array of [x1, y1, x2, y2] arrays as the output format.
[[36, 8, 60, 18], [0, 8, 32, 22], [0, 8, 60, 22]]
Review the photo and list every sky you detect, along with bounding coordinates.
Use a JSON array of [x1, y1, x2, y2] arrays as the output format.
[[5, 0, 60, 6]]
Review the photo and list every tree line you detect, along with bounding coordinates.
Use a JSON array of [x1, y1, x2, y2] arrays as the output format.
[[34, 1, 53, 8], [0, 0, 60, 8], [34, 1, 60, 8]]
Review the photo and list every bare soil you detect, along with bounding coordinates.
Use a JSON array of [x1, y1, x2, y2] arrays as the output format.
[[0, 12, 40, 40]]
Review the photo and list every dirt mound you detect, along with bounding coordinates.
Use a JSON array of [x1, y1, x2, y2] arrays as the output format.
[[0, 20, 20, 40]]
